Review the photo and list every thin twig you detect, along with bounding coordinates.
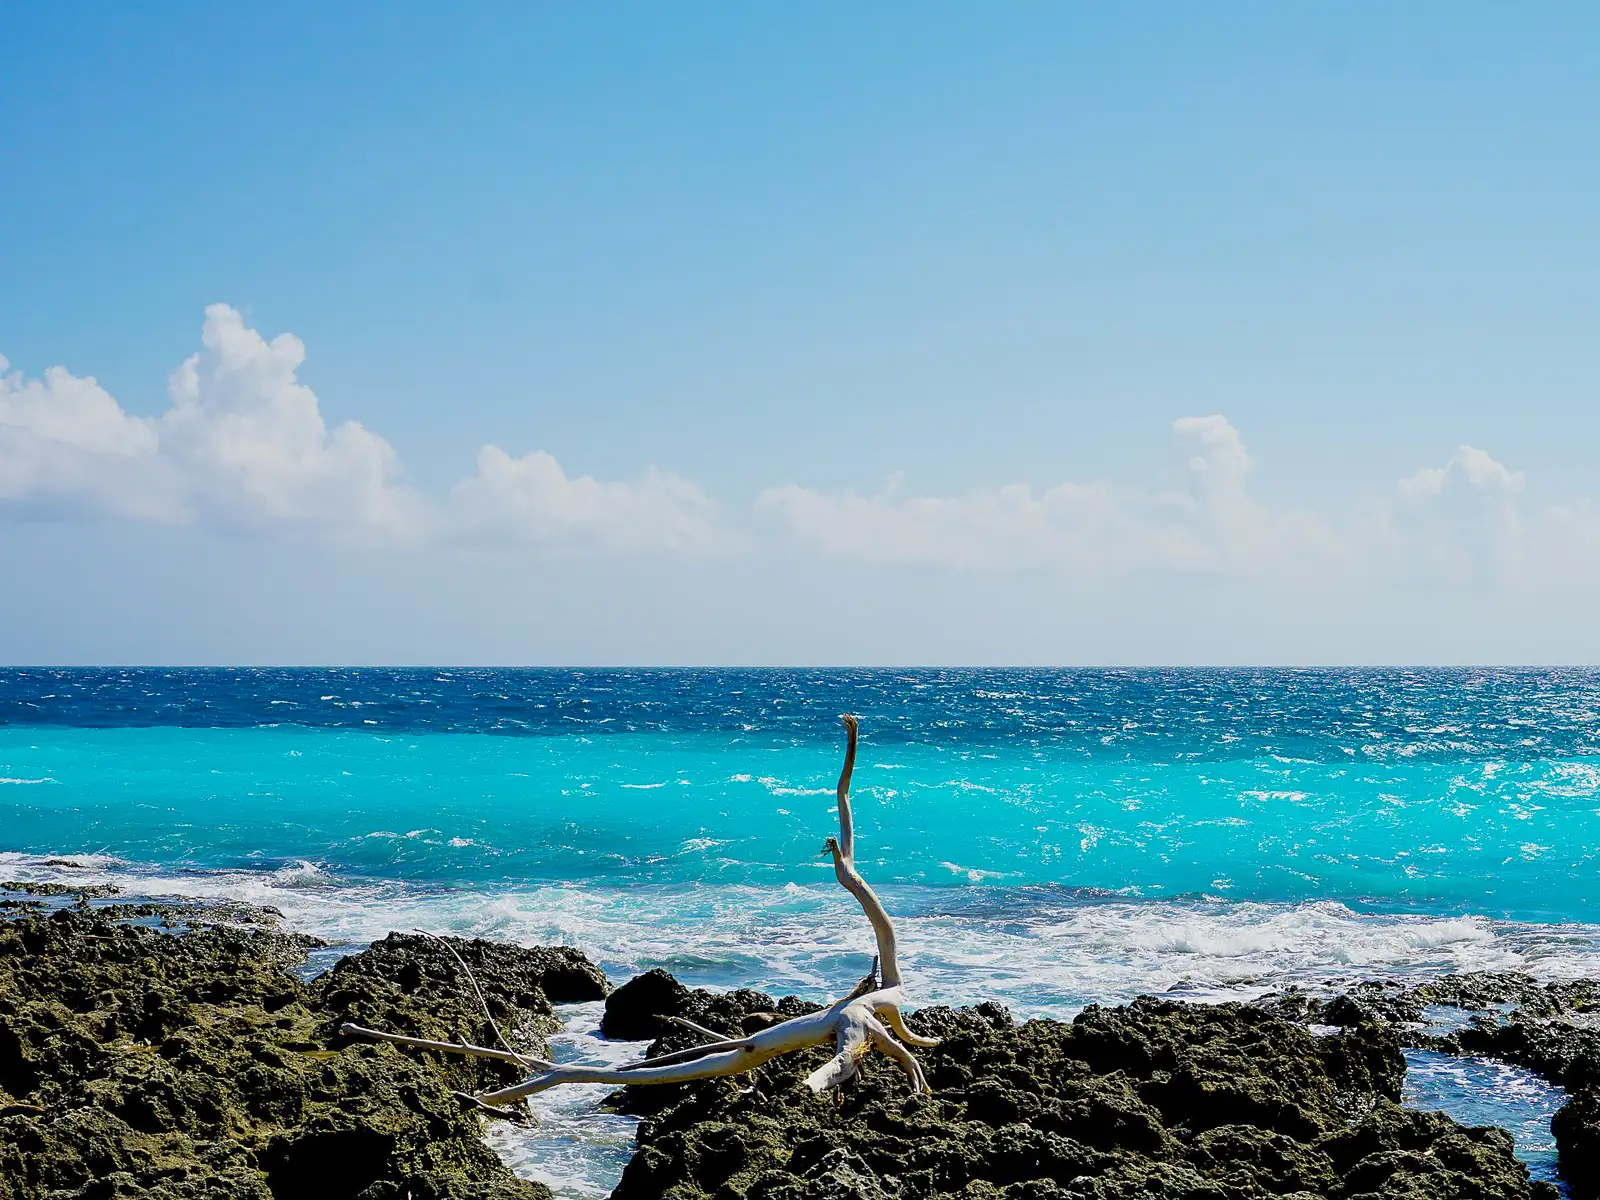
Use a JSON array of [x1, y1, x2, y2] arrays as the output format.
[[340, 1022, 550, 1069], [454, 1090, 533, 1123], [664, 1014, 730, 1041], [414, 927, 523, 1061]]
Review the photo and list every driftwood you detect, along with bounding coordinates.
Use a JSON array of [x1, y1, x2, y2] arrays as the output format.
[[341, 715, 936, 1104]]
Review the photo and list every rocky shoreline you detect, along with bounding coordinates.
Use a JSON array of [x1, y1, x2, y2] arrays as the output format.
[[1, 889, 1596, 1199], [0, 892, 600, 1200], [600, 972, 1552, 1200]]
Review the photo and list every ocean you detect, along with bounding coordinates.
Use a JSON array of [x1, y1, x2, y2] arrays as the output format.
[[4, 666, 1599, 1193]]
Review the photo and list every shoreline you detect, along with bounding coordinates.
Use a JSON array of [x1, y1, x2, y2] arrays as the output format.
[[2, 883, 1593, 1199], [6, 853, 1600, 1015]]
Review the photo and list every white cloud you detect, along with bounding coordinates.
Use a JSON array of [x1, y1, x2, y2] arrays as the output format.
[[759, 416, 1339, 575], [1374, 444, 1600, 588], [9, 312, 1600, 586], [0, 354, 169, 520], [0, 306, 730, 553], [756, 474, 1123, 571], [759, 421, 1600, 589], [158, 305, 427, 540], [1, 306, 420, 540], [1377, 445, 1526, 585], [451, 446, 735, 553]]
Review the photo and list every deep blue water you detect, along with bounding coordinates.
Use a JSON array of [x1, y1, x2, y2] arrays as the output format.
[[4, 667, 1595, 1195], [8, 666, 1600, 759], [6, 668, 1600, 919]]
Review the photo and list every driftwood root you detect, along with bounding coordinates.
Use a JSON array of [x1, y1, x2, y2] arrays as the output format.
[[342, 715, 937, 1104]]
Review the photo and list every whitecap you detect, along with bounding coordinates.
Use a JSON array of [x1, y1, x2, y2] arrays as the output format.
[[680, 838, 730, 854], [268, 861, 340, 890], [939, 862, 1009, 883]]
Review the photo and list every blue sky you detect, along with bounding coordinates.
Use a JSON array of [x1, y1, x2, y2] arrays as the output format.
[[3, 3, 1598, 664]]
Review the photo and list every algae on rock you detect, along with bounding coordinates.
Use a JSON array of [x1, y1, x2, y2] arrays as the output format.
[[597, 979, 1553, 1200], [0, 905, 605, 1200]]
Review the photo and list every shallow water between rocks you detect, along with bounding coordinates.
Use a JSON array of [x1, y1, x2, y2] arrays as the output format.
[[1402, 1049, 1567, 1194], [482, 1000, 1579, 1200], [485, 1001, 644, 1200]]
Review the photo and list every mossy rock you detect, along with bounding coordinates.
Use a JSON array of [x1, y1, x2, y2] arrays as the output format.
[[0, 906, 605, 1200], [605, 980, 1548, 1200]]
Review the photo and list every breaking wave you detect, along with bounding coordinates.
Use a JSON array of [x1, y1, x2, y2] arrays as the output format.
[[5, 853, 1599, 1018]]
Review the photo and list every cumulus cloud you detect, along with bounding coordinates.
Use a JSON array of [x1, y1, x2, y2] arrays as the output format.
[[755, 422, 1600, 592], [759, 416, 1339, 575], [1372, 444, 1600, 588], [451, 446, 735, 553], [0, 355, 168, 520], [8, 310, 1600, 585], [159, 306, 427, 540], [762, 423, 1600, 590], [1, 306, 422, 540], [1377, 446, 1526, 585], [0, 306, 730, 553]]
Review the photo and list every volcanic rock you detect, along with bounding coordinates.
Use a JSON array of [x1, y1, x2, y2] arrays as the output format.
[[0, 905, 605, 1200], [603, 974, 1550, 1200]]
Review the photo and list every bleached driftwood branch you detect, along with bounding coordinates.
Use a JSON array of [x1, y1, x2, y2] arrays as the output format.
[[341, 714, 937, 1104]]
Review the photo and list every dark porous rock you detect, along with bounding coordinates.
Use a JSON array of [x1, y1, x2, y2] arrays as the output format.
[[603, 968, 694, 1040], [1246, 970, 1600, 1196], [1, 879, 121, 900], [0, 905, 607, 1200], [601, 967, 817, 1044], [1411, 973, 1600, 1019], [1259, 972, 1600, 1040], [318, 930, 607, 1092], [1451, 1013, 1600, 1092], [1284, 980, 1423, 1028], [1554, 1088, 1600, 1196], [606, 979, 1540, 1200], [1253, 980, 1427, 1029], [1441, 1010, 1600, 1197]]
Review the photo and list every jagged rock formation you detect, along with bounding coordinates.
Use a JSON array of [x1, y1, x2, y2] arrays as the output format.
[[1259, 970, 1600, 1198], [600, 974, 1552, 1200], [0, 905, 604, 1200], [0, 901, 1571, 1200]]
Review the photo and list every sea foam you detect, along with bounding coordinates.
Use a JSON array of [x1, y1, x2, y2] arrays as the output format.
[[5, 853, 1599, 1017]]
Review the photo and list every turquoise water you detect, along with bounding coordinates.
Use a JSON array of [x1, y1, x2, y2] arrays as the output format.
[[5, 667, 1599, 1194], [1404, 1049, 1567, 1188], [6, 668, 1600, 1002], [7, 722, 1600, 916]]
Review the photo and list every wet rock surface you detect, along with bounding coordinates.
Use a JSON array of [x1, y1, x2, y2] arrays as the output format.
[[601, 969, 817, 1045], [1256, 970, 1600, 1197], [0, 905, 606, 1200], [2, 900, 1587, 1200], [0, 881, 120, 901], [602, 975, 1549, 1200]]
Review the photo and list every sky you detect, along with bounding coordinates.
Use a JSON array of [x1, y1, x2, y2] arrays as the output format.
[[2, 3, 1598, 665]]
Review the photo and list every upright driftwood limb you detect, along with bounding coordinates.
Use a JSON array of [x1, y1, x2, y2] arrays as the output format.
[[342, 714, 937, 1104]]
